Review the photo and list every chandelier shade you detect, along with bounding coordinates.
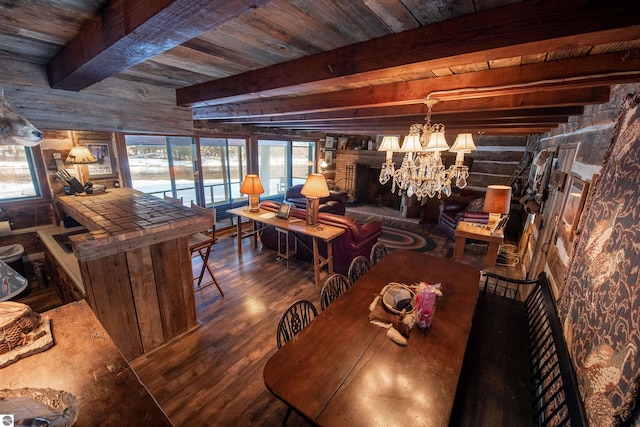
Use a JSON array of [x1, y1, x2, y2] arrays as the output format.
[[450, 133, 476, 153], [400, 134, 423, 153], [378, 136, 401, 185], [378, 136, 400, 152], [425, 128, 449, 151]]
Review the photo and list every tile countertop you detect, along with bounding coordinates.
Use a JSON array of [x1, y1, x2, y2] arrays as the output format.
[[36, 224, 85, 296], [56, 188, 211, 262]]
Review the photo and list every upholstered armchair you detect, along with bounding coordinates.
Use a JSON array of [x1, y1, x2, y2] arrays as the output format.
[[437, 197, 489, 240], [285, 184, 348, 215]]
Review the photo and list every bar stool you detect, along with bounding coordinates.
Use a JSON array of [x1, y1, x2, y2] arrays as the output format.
[[190, 202, 223, 296]]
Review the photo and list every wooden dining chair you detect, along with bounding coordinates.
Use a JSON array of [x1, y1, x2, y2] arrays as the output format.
[[320, 273, 350, 311], [276, 299, 318, 425], [347, 255, 370, 284], [276, 300, 318, 349], [189, 202, 223, 296], [369, 241, 388, 265]]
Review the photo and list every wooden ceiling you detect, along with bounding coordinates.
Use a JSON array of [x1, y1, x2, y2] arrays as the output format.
[[3, 0, 640, 136]]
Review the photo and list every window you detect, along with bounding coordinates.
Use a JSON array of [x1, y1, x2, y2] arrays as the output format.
[[258, 139, 315, 197], [258, 140, 288, 197], [292, 141, 315, 184], [0, 145, 41, 201], [125, 134, 247, 207], [199, 137, 246, 205]]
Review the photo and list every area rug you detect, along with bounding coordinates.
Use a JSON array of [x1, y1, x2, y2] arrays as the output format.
[[380, 226, 436, 252]]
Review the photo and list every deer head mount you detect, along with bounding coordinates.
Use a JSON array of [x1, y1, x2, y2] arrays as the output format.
[[0, 89, 43, 147]]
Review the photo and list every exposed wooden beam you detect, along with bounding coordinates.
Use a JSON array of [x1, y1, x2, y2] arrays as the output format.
[[192, 51, 630, 119], [48, 0, 274, 91], [220, 106, 584, 124], [265, 117, 566, 129], [3, 84, 193, 134], [178, 0, 640, 107]]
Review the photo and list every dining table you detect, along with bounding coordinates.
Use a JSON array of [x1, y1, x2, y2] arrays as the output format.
[[263, 250, 480, 426]]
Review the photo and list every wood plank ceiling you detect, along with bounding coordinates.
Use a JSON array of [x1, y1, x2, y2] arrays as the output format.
[[2, 0, 640, 136]]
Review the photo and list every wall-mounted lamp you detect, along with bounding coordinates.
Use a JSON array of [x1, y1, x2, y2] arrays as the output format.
[[319, 160, 328, 173], [239, 174, 265, 212], [65, 146, 98, 185]]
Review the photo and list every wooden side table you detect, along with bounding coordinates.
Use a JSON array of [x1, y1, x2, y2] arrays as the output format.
[[454, 221, 504, 267]]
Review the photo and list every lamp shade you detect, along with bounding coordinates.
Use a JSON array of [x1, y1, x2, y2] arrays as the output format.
[[65, 146, 98, 164], [239, 174, 265, 195], [483, 185, 512, 214], [378, 136, 400, 152], [399, 134, 423, 153], [300, 173, 330, 198], [425, 130, 449, 152], [450, 133, 476, 153]]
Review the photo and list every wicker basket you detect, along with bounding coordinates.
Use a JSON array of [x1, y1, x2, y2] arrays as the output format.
[[382, 282, 416, 315], [0, 388, 78, 426]]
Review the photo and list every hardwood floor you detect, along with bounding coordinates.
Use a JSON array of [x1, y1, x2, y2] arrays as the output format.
[[129, 207, 522, 426], [16, 206, 522, 426], [131, 228, 321, 426]]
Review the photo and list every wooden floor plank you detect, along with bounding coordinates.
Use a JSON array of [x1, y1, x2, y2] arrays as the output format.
[[21, 206, 523, 426]]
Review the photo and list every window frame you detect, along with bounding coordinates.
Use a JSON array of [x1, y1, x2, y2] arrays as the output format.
[[0, 144, 48, 203]]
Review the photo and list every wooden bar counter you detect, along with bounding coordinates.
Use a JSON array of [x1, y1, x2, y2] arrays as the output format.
[[56, 188, 209, 359], [2, 301, 173, 426]]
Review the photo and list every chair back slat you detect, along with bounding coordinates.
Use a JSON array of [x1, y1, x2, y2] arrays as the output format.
[[369, 242, 388, 266], [347, 256, 370, 284], [320, 274, 350, 311], [276, 300, 318, 349]]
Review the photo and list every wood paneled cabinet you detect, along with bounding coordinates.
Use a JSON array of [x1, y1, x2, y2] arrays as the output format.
[[43, 247, 83, 303]]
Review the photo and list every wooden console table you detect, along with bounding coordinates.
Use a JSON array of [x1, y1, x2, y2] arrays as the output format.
[[2, 301, 173, 426], [454, 220, 504, 267], [227, 207, 344, 287]]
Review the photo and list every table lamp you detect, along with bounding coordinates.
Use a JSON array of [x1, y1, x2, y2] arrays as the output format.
[[240, 174, 265, 212], [65, 146, 98, 185], [483, 185, 512, 228], [300, 173, 330, 226]]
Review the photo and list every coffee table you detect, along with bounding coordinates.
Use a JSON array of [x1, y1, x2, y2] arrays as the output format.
[[453, 220, 504, 267]]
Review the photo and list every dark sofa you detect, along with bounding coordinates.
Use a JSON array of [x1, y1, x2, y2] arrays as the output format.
[[437, 197, 490, 240], [258, 200, 382, 276], [285, 184, 348, 215]]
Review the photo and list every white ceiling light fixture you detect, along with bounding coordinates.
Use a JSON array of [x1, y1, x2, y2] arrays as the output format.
[[383, 98, 475, 200]]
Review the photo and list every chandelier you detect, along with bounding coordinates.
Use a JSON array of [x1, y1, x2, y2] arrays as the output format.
[[378, 98, 476, 200]]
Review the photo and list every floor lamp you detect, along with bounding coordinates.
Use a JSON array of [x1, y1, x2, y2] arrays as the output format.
[[300, 173, 330, 226]]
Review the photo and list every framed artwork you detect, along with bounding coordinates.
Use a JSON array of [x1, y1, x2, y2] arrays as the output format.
[[325, 136, 334, 149], [560, 177, 589, 241], [325, 150, 333, 164], [81, 140, 118, 178], [550, 169, 568, 191]]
